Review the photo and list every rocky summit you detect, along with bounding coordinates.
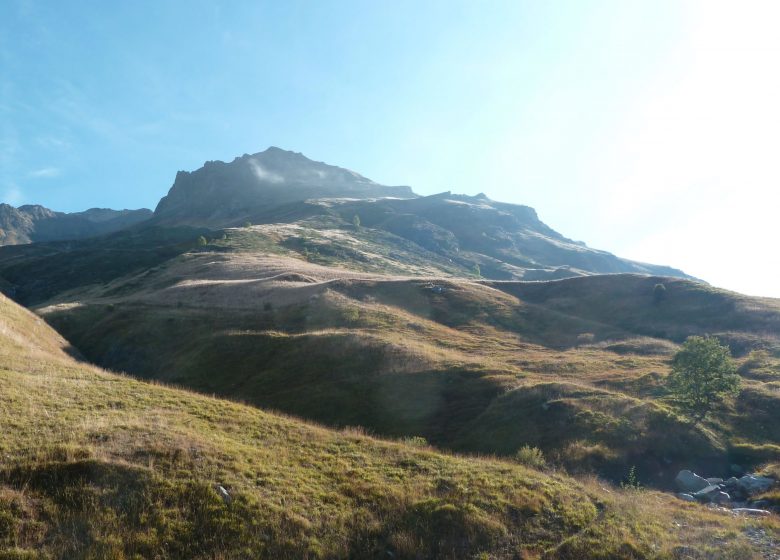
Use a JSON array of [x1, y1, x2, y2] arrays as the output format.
[[153, 147, 415, 226]]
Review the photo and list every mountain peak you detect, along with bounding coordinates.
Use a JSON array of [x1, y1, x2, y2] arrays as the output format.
[[153, 148, 416, 225]]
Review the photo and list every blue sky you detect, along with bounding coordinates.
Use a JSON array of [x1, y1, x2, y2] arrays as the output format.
[[1, 1, 778, 297]]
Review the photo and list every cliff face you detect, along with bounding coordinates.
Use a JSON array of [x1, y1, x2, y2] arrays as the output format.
[[153, 147, 415, 225], [0, 203, 152, 246]]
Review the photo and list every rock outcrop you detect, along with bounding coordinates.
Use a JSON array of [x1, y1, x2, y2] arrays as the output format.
[[153, 147, 415, 226]]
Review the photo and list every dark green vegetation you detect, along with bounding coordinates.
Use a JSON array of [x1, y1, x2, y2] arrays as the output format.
[[666, 336, 741, 420], [5, 294, 778, 559], [0, 226, 210, 305]]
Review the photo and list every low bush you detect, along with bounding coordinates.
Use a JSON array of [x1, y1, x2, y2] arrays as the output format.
[[514, 445, 546, 469]]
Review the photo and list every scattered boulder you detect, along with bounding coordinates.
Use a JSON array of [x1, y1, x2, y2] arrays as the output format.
[[693, 485, 725, 503], [672, 470, 776, 512], [736, 475, 774, 496], [675, 470, 711, 493], [215, 485, 232, 505], [713, 491, 731, 505]]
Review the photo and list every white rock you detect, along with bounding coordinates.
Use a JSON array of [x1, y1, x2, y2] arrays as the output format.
[[216, 485, 232, 505], [732, 508, 771, 516]]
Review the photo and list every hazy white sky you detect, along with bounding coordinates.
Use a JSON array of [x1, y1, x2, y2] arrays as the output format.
[[1, 0, 778, 297]]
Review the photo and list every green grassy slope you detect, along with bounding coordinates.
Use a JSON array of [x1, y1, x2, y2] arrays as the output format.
[[30, 238, 780, 488], [491, 275, 780, 351], [5, 294, 778, 559]]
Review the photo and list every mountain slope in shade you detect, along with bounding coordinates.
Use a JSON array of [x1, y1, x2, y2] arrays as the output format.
[[0, 203, 152, 246], [319, 192, 692, 279]]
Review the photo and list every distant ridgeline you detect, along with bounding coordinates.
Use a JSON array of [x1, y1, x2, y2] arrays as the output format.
[[0, 203, 152, 246]]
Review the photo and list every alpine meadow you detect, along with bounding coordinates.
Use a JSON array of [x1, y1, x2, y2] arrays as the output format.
[[1, 1, 779, 558]]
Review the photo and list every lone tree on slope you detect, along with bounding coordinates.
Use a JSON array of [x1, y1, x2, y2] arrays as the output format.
[[665, 335, 740, 421]]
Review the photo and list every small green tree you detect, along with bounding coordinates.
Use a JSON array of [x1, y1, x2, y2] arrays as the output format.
[[665, 336, 740, 420], [196, 235, 208, 246], [352, 214, 361, 229], [472, 263, 481, 278], [621, 465, 642, 490]]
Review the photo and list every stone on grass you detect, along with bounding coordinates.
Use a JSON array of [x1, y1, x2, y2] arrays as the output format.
[[675, 470, 710, 493], [712, 491, 731, 505], [693, 485, 723, 502], [732, 508, 771, 517], [736, 475, 774, 496], [216, 485, 232, 505]]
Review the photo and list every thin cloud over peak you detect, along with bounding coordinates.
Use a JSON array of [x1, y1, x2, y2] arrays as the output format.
[[1, 184, 24, 205], [28, 167, 61, 179]]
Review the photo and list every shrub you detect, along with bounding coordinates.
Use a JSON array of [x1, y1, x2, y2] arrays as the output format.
[[402, 436, 429, 448], [576, 332, 595, 345], [342, 307, 360, 323], [514, 445, 546, 469], [196, 235, 208, 246]]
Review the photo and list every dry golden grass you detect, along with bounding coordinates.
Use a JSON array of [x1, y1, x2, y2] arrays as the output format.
[[2, 294, 779, 558], [29, 249, 780, 490]]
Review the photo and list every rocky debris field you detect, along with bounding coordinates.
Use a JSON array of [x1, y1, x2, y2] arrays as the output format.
[[675, 469, 777, 514]]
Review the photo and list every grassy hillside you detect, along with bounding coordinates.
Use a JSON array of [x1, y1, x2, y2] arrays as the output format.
[[28, 237, 780, 488], [491, 275, 780, 351], [5, 294, 778, 558]]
